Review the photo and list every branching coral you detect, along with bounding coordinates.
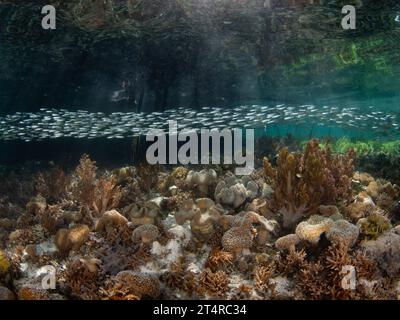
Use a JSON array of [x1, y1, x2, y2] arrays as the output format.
[[198, 268, 230, 298], [205, 248, 234, 272], [276, 243, 379, 300], [65, 257, 101, 300], [264, 139, 355, 228]]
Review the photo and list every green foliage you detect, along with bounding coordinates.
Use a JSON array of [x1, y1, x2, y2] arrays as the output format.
[[329, 138, 400, 156]]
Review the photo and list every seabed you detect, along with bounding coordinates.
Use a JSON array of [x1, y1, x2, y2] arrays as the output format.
[[0, 136, 399, 300]]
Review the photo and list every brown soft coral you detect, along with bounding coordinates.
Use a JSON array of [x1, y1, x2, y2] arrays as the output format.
[[95, 210, 130, 244], [71, 155, 121, 216], [35, 166, 69, 202], [92, 176, 122, 216], [72, 154, 97, 208], [264, 139, 355, 228]]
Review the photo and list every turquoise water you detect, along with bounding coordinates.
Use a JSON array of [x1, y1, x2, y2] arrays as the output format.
[[0, 1, 400, 149]]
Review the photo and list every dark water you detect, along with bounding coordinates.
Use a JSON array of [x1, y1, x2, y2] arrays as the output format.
[[0, 1, 400, 164]]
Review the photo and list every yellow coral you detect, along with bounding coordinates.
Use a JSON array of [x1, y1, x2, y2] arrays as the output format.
[[0, 250, 11, 275]]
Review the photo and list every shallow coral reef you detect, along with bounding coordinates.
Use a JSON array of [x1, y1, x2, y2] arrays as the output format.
[[0, 140, 399, 300]]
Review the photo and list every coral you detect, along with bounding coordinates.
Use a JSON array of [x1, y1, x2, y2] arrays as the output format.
[[18, 286, 50, 300], [158, 166, 189, 192], [132, 224, 159, 245], [55, 224, 90, 255], [361, 231, 400, 277], [198, 268, 229, 298], [205, 248, 234, 272], [275, 249, 307, 276], [124, 201, 160, 226], [221, 226, 253, 255], [318, 205, 340, 217], [345, 200, 375, 222], [35, 166, 69, 202], [8, 228, 36, 246], [65, 257, 101, 300], [72, 154, 97, 208], [326, 220, 360, 247], [254, 265, 274, 291], [214, 175, 259, 208], [26, 195, 47, 215], [39, 204, 64, 235], [175, 198, 224, 241], [0, 286, 14, 300], [295, 215, 334, 245], [264, 139, 355, 228], [92, 176, 122, 216], [118, 176, 145, 208], [357, 212, 392, 241], [247, 198, 272, 217], [0, 250, 11, 276], [219, 210, 277, 249], [136, 163, 160, 193], [186, 169, 217, 196], [112, 166, 135, 184], [278, 243, 378, 299], [232, 284, 253, 299], [95, 210, 131, 244], [353, 172, 375, 186], [275, 234, 300, 252], [366, 181, 379, 199], [111, 270, 160, 299]]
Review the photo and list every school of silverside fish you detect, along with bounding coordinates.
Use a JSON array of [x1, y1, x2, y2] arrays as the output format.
[[0, 104, 399, 141]]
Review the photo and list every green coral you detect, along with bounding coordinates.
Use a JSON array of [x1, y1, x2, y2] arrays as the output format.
[[358, 213, 392, 241], [327, 138, 400, 156]]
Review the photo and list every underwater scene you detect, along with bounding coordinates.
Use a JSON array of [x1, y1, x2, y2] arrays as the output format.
[[1, 0, 400, 301]]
